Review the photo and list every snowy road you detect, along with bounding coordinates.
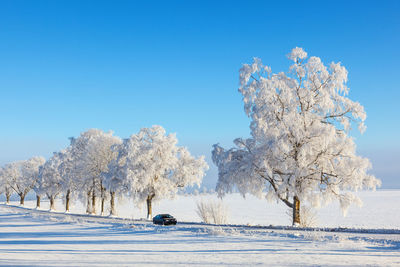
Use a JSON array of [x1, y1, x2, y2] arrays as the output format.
[[0, 205, 399, 266]]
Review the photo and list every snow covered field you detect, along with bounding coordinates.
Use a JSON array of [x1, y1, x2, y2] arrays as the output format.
[[3, 190, 400, 229], [0, 190, 399, 266]]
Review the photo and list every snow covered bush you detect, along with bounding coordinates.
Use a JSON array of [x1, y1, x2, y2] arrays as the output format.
[[196, 199, 229, 224], [212, 47, 381, 226]]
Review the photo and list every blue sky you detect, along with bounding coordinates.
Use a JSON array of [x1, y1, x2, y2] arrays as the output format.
[[0, 0, 399, 188]]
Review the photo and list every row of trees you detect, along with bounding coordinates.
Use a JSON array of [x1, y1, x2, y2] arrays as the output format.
[[0, 126, 208, 219]]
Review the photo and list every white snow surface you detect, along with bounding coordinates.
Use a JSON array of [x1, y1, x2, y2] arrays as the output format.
[[0, 190, 399, 266]]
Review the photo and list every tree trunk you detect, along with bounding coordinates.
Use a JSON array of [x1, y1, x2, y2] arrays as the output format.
[[5, 190, 11, 204], [19, 193, 25, 205], [100, 182, 105, 215], [146, 194, 155, 220], [110, 191, 115, 216], [91, 188, 96, 215], [49, 196, 55, 211], [65, 190, 71, 212], [292, 196, 300, 226], [101, 195, 105, 215], [86, 191, 92, 214], [36, 195, 41, 208]]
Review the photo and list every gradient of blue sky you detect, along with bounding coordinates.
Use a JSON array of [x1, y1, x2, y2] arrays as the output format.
[[1, 0, 399, 188]]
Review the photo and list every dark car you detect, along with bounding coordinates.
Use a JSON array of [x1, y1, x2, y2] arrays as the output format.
[[152, 214, 177, 225]]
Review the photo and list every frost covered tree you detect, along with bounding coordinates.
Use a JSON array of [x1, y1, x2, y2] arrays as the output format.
[[0, 166, 13, 204], [2, 162, 21, 203], [212, 47, 381, 225], [57, 148, 78, 212], [69, 129, 122, 214], [36, 153, 64, 210], [120, 125, 208, 219], [7, 157, 45, 205], [102, 143, 129, 216]]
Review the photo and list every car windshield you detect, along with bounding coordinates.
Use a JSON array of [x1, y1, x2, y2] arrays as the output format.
[[161, 215, 172, 218]]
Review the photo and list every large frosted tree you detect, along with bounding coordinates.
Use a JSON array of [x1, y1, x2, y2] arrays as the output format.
[[212, 47, 380, 225], [120, 125, 208, 219], [69, 129, 122, 214]]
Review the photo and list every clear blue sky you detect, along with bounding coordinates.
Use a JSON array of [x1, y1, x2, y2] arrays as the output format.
[[1, 0, 399, 188]]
